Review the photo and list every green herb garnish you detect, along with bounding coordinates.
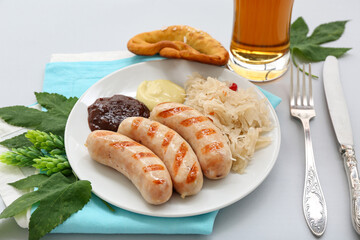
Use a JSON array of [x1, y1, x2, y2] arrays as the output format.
[[0, 173, 91, 240], [290, 17, 351, 76], [33, 155, 71, 176], [0, 130, 71, 176], [26, 130, 66, 156], [0, 92, 77, 148], [0, 146, 44, 167]]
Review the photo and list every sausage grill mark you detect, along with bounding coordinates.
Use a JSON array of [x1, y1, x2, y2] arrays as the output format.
[[110, 141, 140, 151], [153, 179, 166, 184], [131, 117, 143, 130], [147, 122, 159, 138], [201, 142, 224, 154], [143, 164, 165, 172], [180, 116, 208, 127], [161, 130, 175, 153], [195, 128, 216, 139], [132, 152, 157, 160], [157, 107, 192, 118], [186, 162, 198, 184], [173, 142, 188, 176]]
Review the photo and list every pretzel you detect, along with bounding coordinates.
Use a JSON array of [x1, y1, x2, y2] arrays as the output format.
[[127, 25, 229, 66]]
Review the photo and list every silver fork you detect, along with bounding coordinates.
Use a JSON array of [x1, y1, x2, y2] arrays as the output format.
[[290, 64, 327, 237]]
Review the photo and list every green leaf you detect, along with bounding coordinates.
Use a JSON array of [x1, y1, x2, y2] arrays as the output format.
[[290, 17, 350, 63], [29, 180, 91, 240], [0, 189, 49, 219], [0, 173, 72, 218], [0, 173, 91, 240], [292, 44, 351, 62], [0, 133, 32, 149], [0, 93, 78, 137], [9, 174, 49, 190], [35, 92, 78, 117], [290, 17, 351, 76], [307, 20, 349, 45], [290, 17, 309, 45], [36, 113, 69, 136], [0, 106, 45, 128]]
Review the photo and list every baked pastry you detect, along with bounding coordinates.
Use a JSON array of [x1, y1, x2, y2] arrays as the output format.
[[127, 25, 229, 66]]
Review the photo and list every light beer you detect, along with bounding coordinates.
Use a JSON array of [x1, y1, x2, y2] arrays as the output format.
[[229, 0, 294, 81]]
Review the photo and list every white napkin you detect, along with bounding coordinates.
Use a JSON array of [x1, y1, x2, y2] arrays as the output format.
[[0, 120, 35, 228]]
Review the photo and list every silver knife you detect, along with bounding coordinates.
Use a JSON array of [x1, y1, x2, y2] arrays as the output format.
[[323, 56, 360, 234]]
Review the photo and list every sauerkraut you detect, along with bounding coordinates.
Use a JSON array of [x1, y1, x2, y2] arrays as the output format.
[[184, 73, 272, 173]]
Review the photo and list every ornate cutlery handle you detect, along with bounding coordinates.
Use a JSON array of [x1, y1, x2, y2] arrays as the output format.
[[301, 118, 327, 236], [341, 145, 360, 234]]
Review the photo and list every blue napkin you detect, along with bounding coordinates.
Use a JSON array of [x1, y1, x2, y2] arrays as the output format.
[[43, 55, 281, 234]]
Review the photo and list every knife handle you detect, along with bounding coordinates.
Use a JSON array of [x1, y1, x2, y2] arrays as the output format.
[[341, 144, 360, 234]]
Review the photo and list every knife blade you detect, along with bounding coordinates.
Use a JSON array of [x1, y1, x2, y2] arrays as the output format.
[[323, 56, 360, 234], [323, 56, 353, 145]]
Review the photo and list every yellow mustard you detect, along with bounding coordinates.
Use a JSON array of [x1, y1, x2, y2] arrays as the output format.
[[136, 79, 185, 111]]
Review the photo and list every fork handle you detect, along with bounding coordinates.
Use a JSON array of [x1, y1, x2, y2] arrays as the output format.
[[301, 118, 327, 236], [341, 145, 360, 234]]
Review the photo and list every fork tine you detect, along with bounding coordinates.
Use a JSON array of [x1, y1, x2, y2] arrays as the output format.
[[302, 64, 308, 106], [296, 65, 301, 106], [290, 63, 294, 106], [308, 64, 314, 106]]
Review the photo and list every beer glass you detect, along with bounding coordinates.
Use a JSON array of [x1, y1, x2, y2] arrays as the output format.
[[228, 0, 294, 82]]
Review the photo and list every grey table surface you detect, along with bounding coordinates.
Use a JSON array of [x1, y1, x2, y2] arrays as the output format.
[[1, 0, 360, 239]]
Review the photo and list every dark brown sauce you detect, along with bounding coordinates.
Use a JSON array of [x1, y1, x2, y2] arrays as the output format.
[[88, 95, 150, 132]]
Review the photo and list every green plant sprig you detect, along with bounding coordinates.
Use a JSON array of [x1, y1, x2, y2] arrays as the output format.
[[290, 17, 351, 78], [0, 130, 71, 176]]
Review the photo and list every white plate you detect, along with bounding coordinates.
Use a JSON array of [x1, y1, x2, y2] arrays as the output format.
[[65, 59, 281, 217]]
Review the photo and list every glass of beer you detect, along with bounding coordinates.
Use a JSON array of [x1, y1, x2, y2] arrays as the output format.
[[228, 0, 294, 82]]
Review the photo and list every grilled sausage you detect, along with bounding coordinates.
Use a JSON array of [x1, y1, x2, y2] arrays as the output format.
[[86, 130, 172, 205], [118, 117, 203, 198], [150, 102, 232, 179]]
